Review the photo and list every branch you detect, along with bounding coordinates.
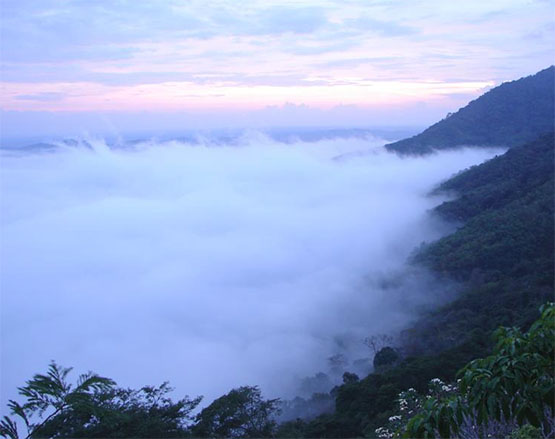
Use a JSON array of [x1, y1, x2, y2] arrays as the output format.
[[24, 404, 66, 439]]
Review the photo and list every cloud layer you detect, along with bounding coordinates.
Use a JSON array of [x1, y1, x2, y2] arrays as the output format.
[[0, 132, 502, 408], [1, 0, 553, 127]]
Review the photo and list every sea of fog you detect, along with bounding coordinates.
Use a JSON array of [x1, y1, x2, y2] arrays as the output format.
[[0, 130, 502, 410]]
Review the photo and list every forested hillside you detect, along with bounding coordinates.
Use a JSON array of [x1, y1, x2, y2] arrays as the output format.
[[277, 132, 554, 437], [406, 132, 554, 354], [386, 67, 554, 154]]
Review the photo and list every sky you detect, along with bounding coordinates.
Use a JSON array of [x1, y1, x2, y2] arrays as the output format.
[[0, 0, 553, 138]]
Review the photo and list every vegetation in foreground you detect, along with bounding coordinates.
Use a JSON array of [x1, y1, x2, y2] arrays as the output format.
[[2, 303, 553, 438], [382, 303, 554, 439]]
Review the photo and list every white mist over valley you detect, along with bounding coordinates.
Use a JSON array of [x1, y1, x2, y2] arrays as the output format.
[[0, 130, 502, 409]]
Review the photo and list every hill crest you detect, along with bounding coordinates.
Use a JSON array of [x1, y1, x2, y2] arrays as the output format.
[[385, 66, 555, 154]]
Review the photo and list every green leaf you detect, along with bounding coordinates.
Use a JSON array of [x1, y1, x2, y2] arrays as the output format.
[[0, 416, 19, 439]]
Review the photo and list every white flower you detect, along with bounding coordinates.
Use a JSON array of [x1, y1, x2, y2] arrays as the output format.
[[375, 427, 394, 439]]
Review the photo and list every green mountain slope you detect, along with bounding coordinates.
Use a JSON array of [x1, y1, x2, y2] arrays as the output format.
[[408, 132, 554, 351], [434, 133, 554, 222], [292, 133, 554, 438], [385, 67, 555, 154], [422, 132, 554, 276]]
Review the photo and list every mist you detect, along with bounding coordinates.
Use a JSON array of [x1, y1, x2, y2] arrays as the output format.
[[0, 131, 502, 409]]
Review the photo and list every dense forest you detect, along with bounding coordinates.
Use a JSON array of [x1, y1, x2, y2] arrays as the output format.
[[285, 131, 554, 438], [408, 132, 554, 355], [385, 66, 554, 154], [2, 69, 554, 439]]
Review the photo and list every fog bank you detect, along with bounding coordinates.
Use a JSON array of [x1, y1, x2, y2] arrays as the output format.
[[0, 132, 501, 408]]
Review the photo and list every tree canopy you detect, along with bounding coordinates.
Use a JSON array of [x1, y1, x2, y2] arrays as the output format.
[[192, 386, 280, 438], [404, 303, 554, 438], [1, 364, 201, 439]]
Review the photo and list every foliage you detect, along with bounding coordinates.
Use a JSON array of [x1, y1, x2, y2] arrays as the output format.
[[374, 379, 458, 439], [386, 67, 555, 154], [192, 386, 280, 438], [417, 133, 553, 277], [342, 372, 360, 385], [509, 424, 542, 439], [403, 303, 555, 438], [0, 363, 202, 439], [405, 132, 554, 356], [1, 362, 114, 439], [37, 383, 202, 438], [460, 303, 554, 427], [373, 347, 400, 371], [295, 325, 490, 437], [2, 364, 286, 439], [364, 334, 395, 356], [276, 418, 308, 438], [434, 132, 554, 222]]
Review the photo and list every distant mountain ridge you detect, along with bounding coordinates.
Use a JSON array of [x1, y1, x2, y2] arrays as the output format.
[[386, 66, 555, 154]]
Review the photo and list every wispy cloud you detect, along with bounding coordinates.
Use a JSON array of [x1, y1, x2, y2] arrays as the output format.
[[0, 0, 553, 125], [14, 92, 67, 102], [345, 16, 418, 36]]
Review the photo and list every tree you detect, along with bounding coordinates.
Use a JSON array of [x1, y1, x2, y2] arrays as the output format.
[[342, 372, 359, 385], [1, 362, 114, 439], [364, 334, 394, 356], [192, 386, 280, 438], [403, 302, 555, 438], [1, 362, 202, 438], [373, 347, 400, 372], [39, 382, 202, 438]]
